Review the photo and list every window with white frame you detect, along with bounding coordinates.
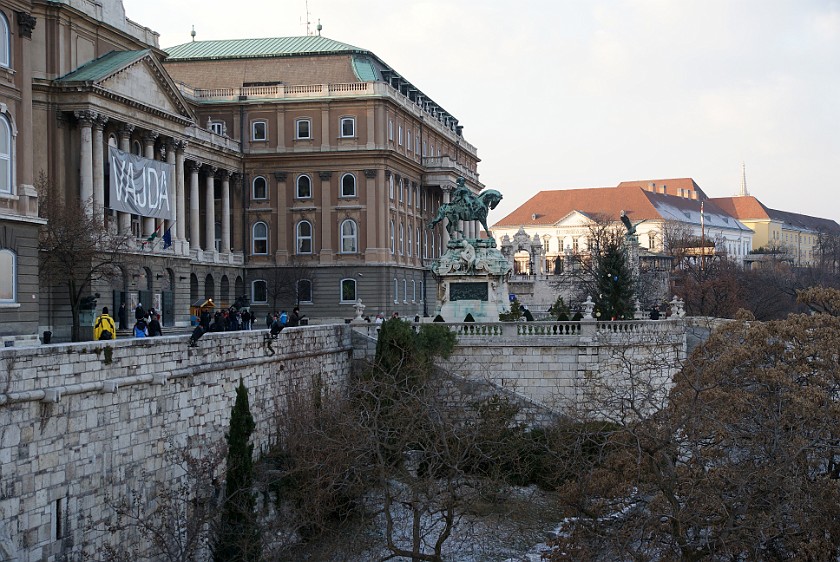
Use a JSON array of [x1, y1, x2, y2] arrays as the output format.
[[297, 279, 313, 303], [296, 175, 312, 198], [415, 186, 419, 208], [0, 13, 9, 69], [340, 173, 356, 197], [431, 233, 435, 257], [252, 176, 267, 200], [415, 131, 420, 153], [407, 183, 412, 206], [423, 231, 428, 258], [399, 223, 404, 255], [398, 125, 403, 146], [390, 220, 395, 254], [340, 117, 355, 138], [252, 222, 268, 254], [407, 130, 411, 151], [296, 118, 312, 139], [403, 280, 407, 303], [251, 280, 268, 303], [0, 248, 15, 302], [209, 120, 224, 135], [412, 280, 416, 302], [423, 140, 427, 156], [340, 278, 356, 303], [0, 114, 11, 194], [419, 281, 424, 302], [251, 120, 267, 141], [416, 228, 421, 258], [407, 226, 412, 256], [296, 220, 313, 254], [399, 178, 404, 202], [388, 119, 393, 141], [394, 278, 398, 304], [340, 219, 358, 253], [389, 175, 394, 199]]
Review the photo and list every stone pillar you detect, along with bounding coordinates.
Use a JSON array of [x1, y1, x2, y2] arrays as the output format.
[[274, 172, 288, 262], [204, 165, 217, 253], [16, 11, 35, 193], [383, 171, 391, 252], [221, 170, 231, 254], [164, 140, 177, 241], [142, 132, 159, 237], [117, 124, 134, 235], [175, 141, 187, 242], [74, 110, 95, 218], [319, 171, 333, 263], [441, 184, 453, 247], [188, 161, 201, 250], [91, 114, 108, 225], [364, 169, 378, 260]]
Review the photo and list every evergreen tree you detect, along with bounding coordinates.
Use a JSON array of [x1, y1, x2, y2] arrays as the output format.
[[594, 238, 636, 320], [213, 379, 261, 561]]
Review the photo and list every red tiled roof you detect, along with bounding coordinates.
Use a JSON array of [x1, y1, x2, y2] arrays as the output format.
[[710, 196, 772, 220], [617, 178, 707, 199]]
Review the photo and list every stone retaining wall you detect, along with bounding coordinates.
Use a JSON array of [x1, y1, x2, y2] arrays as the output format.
[[0, 325, 352, 562]]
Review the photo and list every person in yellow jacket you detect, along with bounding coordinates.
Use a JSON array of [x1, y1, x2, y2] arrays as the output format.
[[93, 307, 117, 340]]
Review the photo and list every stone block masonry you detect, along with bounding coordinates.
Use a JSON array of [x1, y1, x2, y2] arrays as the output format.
[[0, 325, 352, 562]]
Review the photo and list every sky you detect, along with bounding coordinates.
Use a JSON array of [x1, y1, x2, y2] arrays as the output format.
[[122, 0, 840, 223]]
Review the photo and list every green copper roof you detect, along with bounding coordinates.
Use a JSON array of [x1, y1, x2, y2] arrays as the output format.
[[352, 56, 379, 81], [56, 50, 150, 82], [164, 36, 365, 61]]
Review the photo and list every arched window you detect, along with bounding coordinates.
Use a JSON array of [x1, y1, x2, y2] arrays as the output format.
[[390, 220, 395, 254], [423, 231, 428, 259], [252, 222, 268, 254], [220, 275, 230, 304], [399, 223, 404, 255], [0, 13, 9, 69], [416, 228, 421, 259], [296, 174, 312, 199], [412, 280, 416, 302], [252, 176, 267, 200], [251, 280, 268, 303], [407, 225, 412, 256], [297, 279, 313, 303], [190, 274, 199, 303], [403, 279, 407, 303], [0, 248, 15, 302], [296, 118, 312, 139], [393, 278, 399, 304], [251, 120, 267, 141], [204, 274, 215, 300], [340, 173, 356, 197], [340, 278, 356, 303], [340, 117, 355, 138], [340, 219, 358, 253], [296, 220, 313, 254], [0, 114, 11, 194]]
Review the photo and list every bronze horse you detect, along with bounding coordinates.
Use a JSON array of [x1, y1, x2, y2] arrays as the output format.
[[428, 189, 503, 238]]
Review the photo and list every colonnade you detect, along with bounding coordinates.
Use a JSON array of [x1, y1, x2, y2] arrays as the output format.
[[73, 110, 238, 256]]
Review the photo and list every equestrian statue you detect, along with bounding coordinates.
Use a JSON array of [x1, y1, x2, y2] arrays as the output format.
[[428, 177, 503, 240]]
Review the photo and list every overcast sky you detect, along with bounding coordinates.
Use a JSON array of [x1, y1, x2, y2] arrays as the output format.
[[123, 0, 840, 223]]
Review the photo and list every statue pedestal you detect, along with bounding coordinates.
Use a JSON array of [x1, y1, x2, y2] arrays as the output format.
[[431, 239, 512, 322]]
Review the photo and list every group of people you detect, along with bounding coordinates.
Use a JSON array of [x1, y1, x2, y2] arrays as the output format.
[[198, 307, 255, 333], [266, 307, 305, 336], [133, 303, 163, 338]]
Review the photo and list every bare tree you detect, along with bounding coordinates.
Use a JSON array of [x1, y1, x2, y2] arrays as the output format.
[[263, 256, 316, 311], [37, 174, 134, 341]]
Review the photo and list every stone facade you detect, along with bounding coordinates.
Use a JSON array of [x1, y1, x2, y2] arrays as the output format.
[[0, 325, 351, 561]]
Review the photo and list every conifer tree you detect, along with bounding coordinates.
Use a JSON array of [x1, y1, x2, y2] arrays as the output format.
[[213, 379, 261, 561], [594, 238, 636, 320]]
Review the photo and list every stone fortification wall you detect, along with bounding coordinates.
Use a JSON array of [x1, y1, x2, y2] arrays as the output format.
[[0, 325, 352, 562]]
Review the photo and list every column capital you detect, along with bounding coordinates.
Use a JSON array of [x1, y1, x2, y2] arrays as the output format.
[[202, 164, 218, 177], [384, 170, 391, 179], [217, 169, 234, 180], [173, 139, 189, 152], [92, 115, 109, 130], [141, 131, 159, 145], [318, 171, 333, 181], [16, 11, 36, 39], [273, 171, 288, 182], [187, 161, 202, 174], [117, 123, 135, 140], [363, 169, 377, 179], [74, 110, 97, 126]]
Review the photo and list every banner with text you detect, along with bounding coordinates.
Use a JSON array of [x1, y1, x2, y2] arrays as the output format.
[[108, 146, 174, 220]]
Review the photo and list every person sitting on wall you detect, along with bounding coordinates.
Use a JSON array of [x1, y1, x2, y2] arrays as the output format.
[[93, 307, 116, 341], [133, 318, 148, 338]]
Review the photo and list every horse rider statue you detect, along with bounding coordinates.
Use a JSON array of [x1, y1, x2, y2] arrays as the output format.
[[428, 177, 503, 240]]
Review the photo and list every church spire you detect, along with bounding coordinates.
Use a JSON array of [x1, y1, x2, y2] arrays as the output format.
[[738, 161, 749, 197]]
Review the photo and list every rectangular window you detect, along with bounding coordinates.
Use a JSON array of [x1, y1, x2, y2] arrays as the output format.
[[388, 119, 394, 141], [209, 121, 224, 135], [398, 125, 403, 146], [251, 121, 267, 141], [340, 117, 355, 138], [296, 118, 311, 139]]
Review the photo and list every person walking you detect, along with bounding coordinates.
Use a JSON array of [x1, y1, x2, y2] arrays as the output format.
[[241, 309, 251, 330], [147, 314, 163, 336], [289, 307, 304, 327], [93, 307, 116, 341]]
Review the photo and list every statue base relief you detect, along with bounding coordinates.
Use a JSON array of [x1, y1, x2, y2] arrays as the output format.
[[431, 238, 512, 322]]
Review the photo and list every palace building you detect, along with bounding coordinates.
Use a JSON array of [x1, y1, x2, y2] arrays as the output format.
[[0, 0, 483, 343]]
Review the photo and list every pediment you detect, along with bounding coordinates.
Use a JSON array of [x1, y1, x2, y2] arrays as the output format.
[[100, 60, 183, 115], [554, 210, 595, 228]]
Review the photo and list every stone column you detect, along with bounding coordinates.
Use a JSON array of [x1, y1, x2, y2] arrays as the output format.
[[221, 170, 231, 254], [164, 140, 177, 242], [204, 165, 217, 253], [142, 132, 159, 237], [74, 110, 95, 218], [91, 114, 108, 225], [364, 169, 378, 260], [318, 171, 333, 263], [383, 171, 391, 252], [16, 11, 35, 193], [274, 172, 288, 262], [175, 141, 187, 243], [188, 161, 201, 251], [117, 124, 134, 235], [441, 184, 453, 247]]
